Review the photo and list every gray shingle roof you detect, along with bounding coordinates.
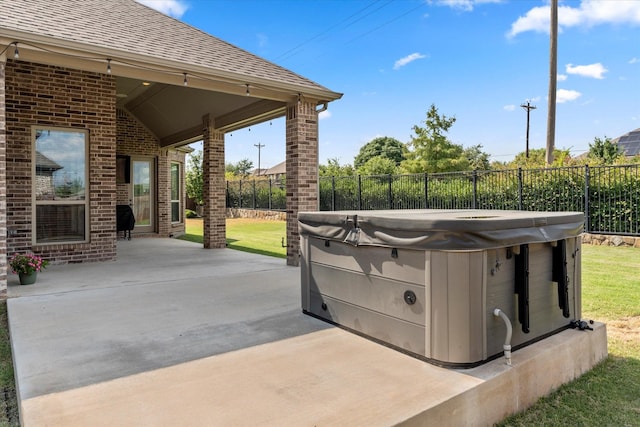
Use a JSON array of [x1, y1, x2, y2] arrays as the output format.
[[1, 0, 340, 98]]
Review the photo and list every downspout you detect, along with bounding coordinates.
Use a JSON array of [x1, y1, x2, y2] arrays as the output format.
[[493, 308, 513, 366]]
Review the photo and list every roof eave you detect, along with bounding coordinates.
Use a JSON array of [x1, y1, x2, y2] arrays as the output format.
[[1, 31, 343, 103]]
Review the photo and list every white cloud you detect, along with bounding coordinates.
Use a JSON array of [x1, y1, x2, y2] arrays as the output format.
[[508, 1, 640, 38], [566, 63, 608, 79], [434, 0, 504, 12], [557, 74, 568, 81], [319, 110, 332, 120], [393, 53, 427, 70], [136, 0, 188, 18], [556, 89, 582, 103], [504, 104, 516, 111], [630, 57, 640, 64], [257, 34, 268, 48]]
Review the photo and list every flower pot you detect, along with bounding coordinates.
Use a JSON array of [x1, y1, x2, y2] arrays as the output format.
[[18, 271, 37, 285]]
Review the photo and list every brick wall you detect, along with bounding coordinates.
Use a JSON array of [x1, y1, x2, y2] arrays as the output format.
[[285, 101, 319, 266], [0, 61, 7, 293], [5, 60, 116, 264], [202, 114, 226, 248], [115, 109, 186, 237]]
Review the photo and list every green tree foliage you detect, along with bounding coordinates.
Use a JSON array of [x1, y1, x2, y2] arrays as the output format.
[[354, 137, 406, 169], [185, 150, 203, 206], [357, 156, 399, 176], [463, 144, 491, 170], [401, 104, 469, 173], [225, 158, 254, 177], [588, 136, 622, 165], [319, 158, 355, 177], [506, 148, 573, 169]]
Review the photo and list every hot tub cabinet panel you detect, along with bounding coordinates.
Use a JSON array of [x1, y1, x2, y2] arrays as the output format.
[[299, 210, 584, 367]]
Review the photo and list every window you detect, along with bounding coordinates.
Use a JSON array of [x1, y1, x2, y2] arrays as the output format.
[[33, 127, 88, 244], [171, 163, 181, 223]]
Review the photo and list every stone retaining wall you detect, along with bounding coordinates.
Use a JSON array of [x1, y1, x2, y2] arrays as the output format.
[[226, 208, 286, 221], [582, 233, 640, 248]]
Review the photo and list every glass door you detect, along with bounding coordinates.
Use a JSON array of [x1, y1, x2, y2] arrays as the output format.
[[132, 158, 154, 233]]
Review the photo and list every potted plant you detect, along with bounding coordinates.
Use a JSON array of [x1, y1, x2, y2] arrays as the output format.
[[9, 253, 49, 285]]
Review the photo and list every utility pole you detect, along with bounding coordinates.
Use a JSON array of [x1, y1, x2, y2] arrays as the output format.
[[521, 101, 537, 158], [546, 0, 558, 166], [254, 143, 265, 175]]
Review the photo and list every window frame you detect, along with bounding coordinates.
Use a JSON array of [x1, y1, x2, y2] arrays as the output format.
[[170, 162, 181, 224], [32, 126, 90, 245]]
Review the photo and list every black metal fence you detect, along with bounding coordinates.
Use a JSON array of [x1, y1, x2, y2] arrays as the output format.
[[317, 165, 640, 236], [225, 165, 640, 236], [226, 179, 286, 211]]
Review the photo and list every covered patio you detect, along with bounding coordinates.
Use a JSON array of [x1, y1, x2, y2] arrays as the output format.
[[7, 238, 607, 425], [0, 0, 342, 293]]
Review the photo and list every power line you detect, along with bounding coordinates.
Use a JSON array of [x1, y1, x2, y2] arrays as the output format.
[[275, 1, 393, 62]]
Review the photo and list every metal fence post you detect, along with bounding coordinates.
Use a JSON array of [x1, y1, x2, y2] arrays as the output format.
[[239, 179, 242, 208], [388, 174, 393, 209], [424, 173, 429, 208], [518, 168, 523, 210], [472, 170, 478, 209], [584, 165, 590, 232], [252, 179, 256, 209], [226, 180, 229, 208], [331, 176, 336, 211], [357, 175, 362, 210], [268, 179, 272, 210]]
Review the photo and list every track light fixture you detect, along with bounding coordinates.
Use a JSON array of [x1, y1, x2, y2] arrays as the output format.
[[183, 73, 188, 86], [106, 58, 112, 74], [246, 84, 250, 96], [13, 42, 19, 59]]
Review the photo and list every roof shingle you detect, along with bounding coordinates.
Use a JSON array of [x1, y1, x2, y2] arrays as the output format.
[[1, 0, 339, 97]]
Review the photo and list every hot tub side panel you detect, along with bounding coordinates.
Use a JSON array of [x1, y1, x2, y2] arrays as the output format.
[[301, 236, 428, 357], [485, 238, 581, 358], [428, 250, 486, 365]]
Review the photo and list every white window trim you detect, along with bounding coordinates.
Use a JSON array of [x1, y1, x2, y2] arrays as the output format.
[[171, 162, 181, 224], [32, 126, 90, 245]]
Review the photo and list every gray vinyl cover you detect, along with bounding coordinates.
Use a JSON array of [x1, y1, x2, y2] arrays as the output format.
[[298, 209, 584, 251]]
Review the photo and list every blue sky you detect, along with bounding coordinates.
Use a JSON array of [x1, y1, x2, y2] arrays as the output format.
[[138, 0, 640, 169]]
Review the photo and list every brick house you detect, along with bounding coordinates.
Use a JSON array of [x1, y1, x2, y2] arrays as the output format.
[[0, 0, 341, 293]]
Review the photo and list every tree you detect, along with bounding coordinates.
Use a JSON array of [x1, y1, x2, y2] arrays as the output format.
[[401, 104, 468, 173], [357, 156, 399, 176], [463, 144, 491, 170], [507, 147, 572, 169], [225, 158, 254, 177], [319, 158, 355, 177], [354, 137, 406, 169], [588, 136, 621, 164], [185, 150, 203, 206]]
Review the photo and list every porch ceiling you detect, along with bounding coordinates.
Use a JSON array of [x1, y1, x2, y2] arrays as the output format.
[[116, 76, 287, 147]]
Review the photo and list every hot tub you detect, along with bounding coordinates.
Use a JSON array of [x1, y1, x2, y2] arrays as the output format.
[[299, 209, 584, 367]]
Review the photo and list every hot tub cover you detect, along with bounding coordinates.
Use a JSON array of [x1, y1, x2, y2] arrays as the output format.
[[298, 210, 584, 251]]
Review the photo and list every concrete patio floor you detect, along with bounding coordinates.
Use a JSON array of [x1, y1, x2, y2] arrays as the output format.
[[7, 238, 608, 426]]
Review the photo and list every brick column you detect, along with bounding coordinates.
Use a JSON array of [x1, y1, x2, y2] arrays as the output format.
[[285, 101, 319, 266], [202, 114, 226, 248], [0, 60, 6, 294], [157, 150, 170, 236]]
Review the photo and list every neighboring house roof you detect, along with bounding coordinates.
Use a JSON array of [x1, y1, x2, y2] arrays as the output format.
[[35, 151, 63, 174], [264, 161, 286, 176], [613, 128, 640, 157]]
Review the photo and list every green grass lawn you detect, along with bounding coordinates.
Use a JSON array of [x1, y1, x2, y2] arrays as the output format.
[[180, 218, 286, 258], [0, 232, 638, 426], [498, 244, 640, 426]]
